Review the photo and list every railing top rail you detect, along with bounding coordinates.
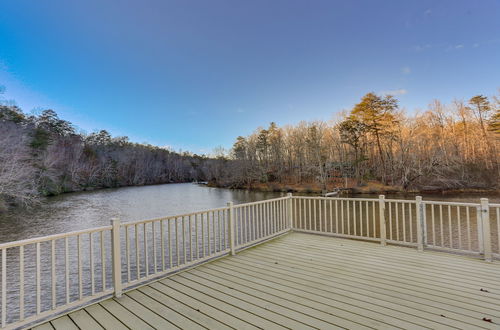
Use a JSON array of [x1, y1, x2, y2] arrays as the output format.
[[122, 206, 231, 227], [232, 196, 289, 208], [292, 195, 416, 203], [292, 195, 494, 207], [0, 225, 112, 250], [422, 200, 480, 207]]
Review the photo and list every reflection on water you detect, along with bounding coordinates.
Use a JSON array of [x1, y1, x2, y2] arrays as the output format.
[[1, 185, 498, 244], [0, 183, 282, 244]]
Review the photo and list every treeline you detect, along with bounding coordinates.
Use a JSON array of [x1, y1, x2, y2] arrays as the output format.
[[214, 92, 500, 192], [0, 103, 220, 209]]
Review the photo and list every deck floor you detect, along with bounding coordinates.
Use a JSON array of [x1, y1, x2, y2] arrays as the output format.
[[33, 232, 500, 329]]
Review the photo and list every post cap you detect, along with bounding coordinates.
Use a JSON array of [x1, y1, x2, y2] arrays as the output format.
[[227, 201, 234, 207]]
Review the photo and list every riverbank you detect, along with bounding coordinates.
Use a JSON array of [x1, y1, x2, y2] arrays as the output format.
[[207, 181, 500, 196]]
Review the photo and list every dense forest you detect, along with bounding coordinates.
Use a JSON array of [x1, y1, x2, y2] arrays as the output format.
[[2, 89, 499, 209], [213, 92, 500, 193], [0, 92, 220, 209]]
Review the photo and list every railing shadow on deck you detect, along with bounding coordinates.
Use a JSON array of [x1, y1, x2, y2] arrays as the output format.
[[0, 194, 498, 329]]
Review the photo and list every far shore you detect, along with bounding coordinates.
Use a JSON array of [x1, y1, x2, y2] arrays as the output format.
[[206, 181, 500, 197]]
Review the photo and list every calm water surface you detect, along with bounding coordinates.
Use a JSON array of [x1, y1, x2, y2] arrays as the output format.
[[0, 183, 283, 244], [1, 183, 497, 244]]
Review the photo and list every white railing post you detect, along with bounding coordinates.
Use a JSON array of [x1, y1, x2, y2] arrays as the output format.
[[415, 196, 425, 252], [227, 202, 236, 255], [379, 195, 386, 246], [111, 218, 122, 297], [287, 193, 293, 230], [480, 198, 492, 262], [477, 206, 484, 254]]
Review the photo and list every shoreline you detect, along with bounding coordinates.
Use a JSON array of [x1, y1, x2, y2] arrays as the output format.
[[206, 182, 500, 197]]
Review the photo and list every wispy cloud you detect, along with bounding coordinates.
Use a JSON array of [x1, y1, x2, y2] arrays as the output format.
[[424, 9, 432, 16], [413, 44, 432, 52], [236, 108, 245, 113], [380, 89, 408, 96], [454, 44, 464, 49], [401, 66, 411, 74]]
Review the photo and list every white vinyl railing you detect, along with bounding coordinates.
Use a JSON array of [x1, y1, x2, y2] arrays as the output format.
[[0, 196, 290, 329], [290, 196, 500, 261], [0, 193, 498, 329]]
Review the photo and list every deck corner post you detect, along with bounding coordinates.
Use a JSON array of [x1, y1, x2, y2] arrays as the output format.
[[415, 196, 425, 252], [480, 198, 492, 262], [378, 195, 387, 246], [287, 193, 293, 231], [227, 201, 236, 255], [111, 218, 123, 297]]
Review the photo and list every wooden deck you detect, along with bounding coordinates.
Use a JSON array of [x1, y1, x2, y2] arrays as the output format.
[[32, 232, 500, 330]]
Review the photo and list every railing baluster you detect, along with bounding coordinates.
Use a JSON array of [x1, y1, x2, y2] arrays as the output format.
[[448, 205, 453, 248], [176, 217, 180, 266], [51, 240, 56, 308], [457, 206, 462, 250], [409, 202, 413, 243], [169, 220, 173, 268], [19, 246, 24, 320], [66, 237, 70, 304], [144, 223, 148, 276], [184, 217, 188, 263], [497, 207, 500, 254], [201, 214, 205, 258], [153, 221, 157, 273], [431, 205, 435, 246], [161, 220, 165, 271], [36, 242, 41, 314], [360, 200, 364, 236], [395, 203, 400, 241], [101, 232, 106, 290], [190, 215, 194, 260], [466, 207, 471, 251], [439, 205, 444, 247], [388, 202, 392, 240], [372, 201, 376, 238], [366, 201, 370, 237], [135, 224, 140, 279], [329, 199, 333, 232], [347, 200, 351, 235], [335, 199, 339, 234], [78, 235, 82, 300], [267, 201, 271, 235], [341, 200, 344, 234], [1, 248, 6, 328], [90, 233, 95, 295], [402, 203, 406, 242], [125, 227, 130, 281]]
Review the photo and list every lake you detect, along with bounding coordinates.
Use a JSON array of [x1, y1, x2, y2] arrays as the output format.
[[0, 184, 283, 244], [0, 183, 498, 244]]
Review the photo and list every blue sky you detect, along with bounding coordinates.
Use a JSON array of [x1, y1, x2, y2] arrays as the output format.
[[1, 0, 499, 154]]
